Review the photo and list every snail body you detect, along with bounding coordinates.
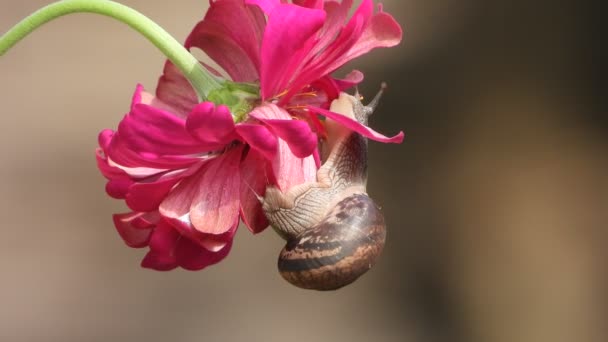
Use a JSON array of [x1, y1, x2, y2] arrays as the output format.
[[262, 88, 387, 290]]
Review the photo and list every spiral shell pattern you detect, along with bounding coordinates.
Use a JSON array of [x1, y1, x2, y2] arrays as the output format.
[[278, 193, 386, 290]]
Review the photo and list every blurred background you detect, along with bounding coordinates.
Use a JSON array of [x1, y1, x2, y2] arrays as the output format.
[[1, 1, 606, 341]]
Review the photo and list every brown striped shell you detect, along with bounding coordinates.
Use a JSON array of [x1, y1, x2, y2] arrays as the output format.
[[278, 193, 386, 290]]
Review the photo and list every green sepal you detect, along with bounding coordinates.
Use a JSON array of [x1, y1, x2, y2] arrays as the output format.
[[207, 81, 261, 123]]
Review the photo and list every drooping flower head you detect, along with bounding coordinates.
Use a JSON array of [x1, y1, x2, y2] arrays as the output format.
[[97, 0, 403, 271]]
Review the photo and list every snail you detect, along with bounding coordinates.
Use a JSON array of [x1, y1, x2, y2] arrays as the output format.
[[262, 85, 388, 291]]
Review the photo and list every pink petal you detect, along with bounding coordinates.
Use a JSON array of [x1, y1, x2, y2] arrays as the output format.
[[309, 3, 402, 77], [189, 146, 243, 235], [126, 179, 179, 213], [308, 105, 405, 143], [308, 76, 340, 105], [186, 0, 265, 82], [334, 70, 364, 90], [101, 132, 175, 181], [186, 102, 237, 146], [245, 0, 281, 13], [104, 85, 217, 171], [304, 0, 352, 60], [106, 135, 202, 171], [287, 2, 402, 99], [98, 128, 114, 151], [155, 62, 198, 117], [249, 104, 317, 158], [272, 138, 317, 191], [340, 8, 403, 64], [284, 1, 367, 95], [160, 147, 243, 238], [175, 237, 233, 271], [125, 166, 202, 212], [239, 149, 269, 233], [105, 179, 133, 199], [235, 123, 278, 161], [118, 103, 205, 156], [96, 147, 133, 198], [260, 119, 317, 158], [258, 4, 326, 99], [113, 212, 158, 248], [293, 0, 324, 9], [157, 164, 237, 251], [141, 220, 179, 271]]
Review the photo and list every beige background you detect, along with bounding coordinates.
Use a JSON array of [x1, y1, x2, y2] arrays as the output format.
[[1, 1, 606, 342]]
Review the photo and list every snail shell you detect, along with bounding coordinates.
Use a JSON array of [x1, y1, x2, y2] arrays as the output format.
[[278, 193, 385, 290], [262, 87, 387, 291]]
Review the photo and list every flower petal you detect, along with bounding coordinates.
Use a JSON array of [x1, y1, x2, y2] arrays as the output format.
[[293, 0, 324, 9], [96, 147, 133, 198], [141, 220, 179, 271], [249, 104, 317, 158], [160, 147, 243, 238], [155, 62, 199, 117], [235, 123, 278, 161], [105, 85, 218, 172], [245, 0, 281, 13], [339, 5, 403, 63], [272, 138, 317, 191], [334, 70, 364, 90], [305, 0, 352, 59], [261, 119, 317, 158], [175, 237, 233, 271], [186, 0, 265, 82], [258, 4, 326, 98], [118, 102, 203, 156], [189, 146, 243, 235], [286, 1, 401, 99], [125, 166, 202, 212], [308, 105, 404, 143], [113, 212, 158, 248], [186, 102, 237, 146], [239, 149, 269, 233]]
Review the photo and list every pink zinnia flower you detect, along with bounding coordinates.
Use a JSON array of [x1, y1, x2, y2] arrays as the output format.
[[97, 0, 403, 271]]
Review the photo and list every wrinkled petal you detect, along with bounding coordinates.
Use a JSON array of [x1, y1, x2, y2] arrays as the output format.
[[259, 119, 317, 158], [155, 62, 198, 117], [338, 5, 403, 65], [293, 0, 324, 9], [118, 102, 204, 157], [189, 146, 243, 235], [333, 70, 364, 90], [104, 86, 228, 173], [235, 123, 278, 161], [272, 138, 317, 191], [285, 1, 401, 101], [187, 0, 265, 82], [245, 0, 280, 13], [186, 102, 237, 146], [160, 147, 243, 237], [157, 163, 237, 252], [96, 147, 133, 198], [249, 104, 317, 158], [113, 212, 159, 248], [258, 4, 326, 98], [125, 166, 202, 212], [176, 237, 233, 271], [305, 0, 352, 60], [106, 135, 204, 171], [239, 149, 269, 233], [308, 105, 404, 143], [141, 220, 179, 271]]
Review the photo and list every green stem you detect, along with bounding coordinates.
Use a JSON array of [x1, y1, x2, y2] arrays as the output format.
[[0, 0, 221, 101]]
